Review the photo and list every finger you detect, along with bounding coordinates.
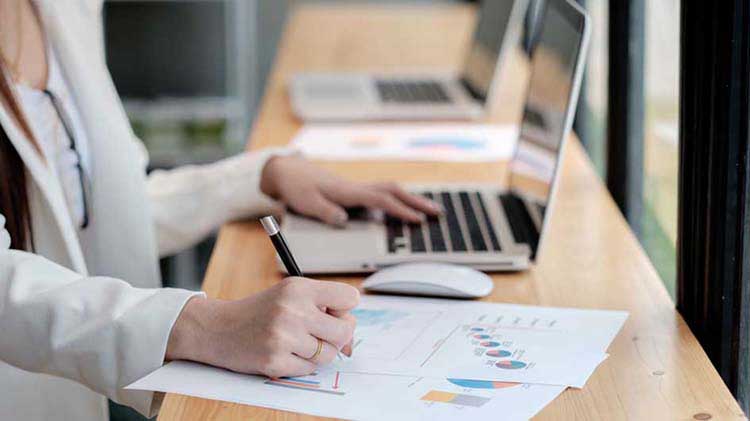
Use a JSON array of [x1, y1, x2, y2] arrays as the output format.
[[368, 191, 424, 222], [310, 280, 360, 310], [374, 182, 442, 215], [293, 334, 339, 365], [326, 311, 356, 356], [268, 355, 318, 379], [322, 183, 423, 222], [307, 311, 355, 349], [295, 193, 348, 226], [331, 187, 424, 222]]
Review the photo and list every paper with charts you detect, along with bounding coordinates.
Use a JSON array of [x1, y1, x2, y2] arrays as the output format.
[[127, 360, 565, 421], [127, 296, 626, 420], [331, 296, 627, 388], [290, 124, 517, 162]]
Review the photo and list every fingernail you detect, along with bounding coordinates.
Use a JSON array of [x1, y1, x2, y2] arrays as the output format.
[[334, 211, 348, 226], [430, 202, 444, 213]]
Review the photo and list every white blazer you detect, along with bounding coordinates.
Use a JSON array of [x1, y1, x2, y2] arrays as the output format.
[[0, 1, 283, 420]]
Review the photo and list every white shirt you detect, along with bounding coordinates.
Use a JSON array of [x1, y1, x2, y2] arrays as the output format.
[[16, 45, 90, 229], [0, 2, 288, 419]]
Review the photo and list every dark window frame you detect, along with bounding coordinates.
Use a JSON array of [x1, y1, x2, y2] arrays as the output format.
[[678, 0, 750, 413], [605, 0, 645, 235]]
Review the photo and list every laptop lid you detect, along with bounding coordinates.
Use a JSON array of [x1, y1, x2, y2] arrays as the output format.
[[506, 0, 591, 260], [460, 0, 528, 102]]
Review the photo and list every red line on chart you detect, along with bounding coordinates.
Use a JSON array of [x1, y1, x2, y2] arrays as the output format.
[[419, 324, 461, 367], [333, 371, 340, 389]]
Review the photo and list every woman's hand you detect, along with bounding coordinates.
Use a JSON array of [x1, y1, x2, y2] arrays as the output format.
[[260, 155, 441, 226], [166, 277, 359, 378]]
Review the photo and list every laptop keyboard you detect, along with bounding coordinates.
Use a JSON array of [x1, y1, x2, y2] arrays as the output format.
[[386, 191, 503, 254], [376, 80, 452, 103]]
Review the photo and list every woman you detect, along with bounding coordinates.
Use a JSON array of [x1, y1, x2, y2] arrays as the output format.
[[0, 1, 440, 420]]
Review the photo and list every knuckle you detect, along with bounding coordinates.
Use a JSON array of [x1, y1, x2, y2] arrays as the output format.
[[279, 278, 307, 299], [374, 193, 392, 208], [383, 181, 399, 191], [263, 329, 286, 353]]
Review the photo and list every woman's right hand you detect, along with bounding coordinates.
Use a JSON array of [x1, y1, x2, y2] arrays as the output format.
[[165, 277, 360, 378]]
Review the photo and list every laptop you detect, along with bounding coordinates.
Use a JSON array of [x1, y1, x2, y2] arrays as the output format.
[[282, 0, 591, 274], [288, 0, 528, 122]]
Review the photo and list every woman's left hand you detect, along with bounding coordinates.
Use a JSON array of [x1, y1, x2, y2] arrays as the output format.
[[260, 155, 441, 226]]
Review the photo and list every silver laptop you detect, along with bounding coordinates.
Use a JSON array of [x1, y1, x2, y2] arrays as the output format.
[[282, 0, 591, 274], [288, 0, 528, 122]]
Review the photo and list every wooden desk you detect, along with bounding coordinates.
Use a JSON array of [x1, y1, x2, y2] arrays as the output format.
[[159, 4, 744, 420]]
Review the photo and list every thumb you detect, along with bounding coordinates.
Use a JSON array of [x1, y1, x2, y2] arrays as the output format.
[[301, 193, 348, 227]]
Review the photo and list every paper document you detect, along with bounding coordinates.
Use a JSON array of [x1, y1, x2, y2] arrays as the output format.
[[331, 296, 627, 388], [128, 360, 564, 421], [128, 296, 627, 420], [290, 124, 517, 162]]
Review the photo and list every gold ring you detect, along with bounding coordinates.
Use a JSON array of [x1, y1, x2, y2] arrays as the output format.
[[308, 338, 323, 361]]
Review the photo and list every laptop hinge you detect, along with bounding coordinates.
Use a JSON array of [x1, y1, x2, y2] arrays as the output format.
[[499, 193, 540, 259], [460, 77, 487, 103]]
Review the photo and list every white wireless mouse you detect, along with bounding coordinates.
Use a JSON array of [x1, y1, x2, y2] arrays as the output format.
[[362, 263, 494, 298]]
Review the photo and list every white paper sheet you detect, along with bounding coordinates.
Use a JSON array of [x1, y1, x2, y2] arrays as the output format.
[[127, 296, 626, 420], [331, 296, 627, 388], [290, 124, 518, 162], [127, 360, 565, 421]]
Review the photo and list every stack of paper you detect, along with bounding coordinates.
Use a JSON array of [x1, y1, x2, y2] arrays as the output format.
[[128, 296, 627, 420], [289, 124, 518, 162]]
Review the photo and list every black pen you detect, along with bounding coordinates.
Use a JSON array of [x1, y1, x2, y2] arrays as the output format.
[[260, 215, 302, 276], [261, 215, 348, 359]]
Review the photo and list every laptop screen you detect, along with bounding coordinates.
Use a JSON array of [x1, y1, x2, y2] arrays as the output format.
[[508, 0, 587, 258], [460, 0, 519, 101]]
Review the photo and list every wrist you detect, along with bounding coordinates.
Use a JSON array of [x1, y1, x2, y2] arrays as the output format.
[[260, 155, 284, 199], [165, 295, 219, 363]]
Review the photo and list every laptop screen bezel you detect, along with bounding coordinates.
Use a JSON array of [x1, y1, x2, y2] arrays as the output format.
[[508, 0, 590, 261], [459, 0, 527, 104]]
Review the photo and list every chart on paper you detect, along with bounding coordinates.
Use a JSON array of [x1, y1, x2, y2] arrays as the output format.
[[127, 360, 566, 421], [333, 296, 627, 387], [290, 124, 518, 162], [265, 370, 345, 396], [349, 308, 442, 360]]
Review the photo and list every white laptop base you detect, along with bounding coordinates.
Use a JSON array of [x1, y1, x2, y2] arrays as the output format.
[[289, 73, 483, 122], [280, 184, 530, 274]]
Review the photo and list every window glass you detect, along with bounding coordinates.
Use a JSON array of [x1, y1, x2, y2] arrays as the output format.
[[642, 0, 680, 298], [577, 0, 607, 176]]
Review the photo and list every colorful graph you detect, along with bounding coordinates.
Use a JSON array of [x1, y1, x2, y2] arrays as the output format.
[[473, 334, 491, 340], [352, 308, 408, 327], [447, 378, 518, 390], [265, 372, 345, 396], [421, 390, 491, 407], [496, 360, 527, 370], [480, 341, 501, 348], [408, 136, 487, 152], [486, 349, 512, 358]]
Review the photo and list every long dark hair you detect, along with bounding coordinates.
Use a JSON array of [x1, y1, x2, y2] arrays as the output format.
[[0, 55, 37, 251]]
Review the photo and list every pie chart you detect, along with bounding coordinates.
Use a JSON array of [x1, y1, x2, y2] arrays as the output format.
[[473, 334, 491, 340], [486, 349, 512, 358], [496, 360, 527, 369], [480, 341, 501, 348]]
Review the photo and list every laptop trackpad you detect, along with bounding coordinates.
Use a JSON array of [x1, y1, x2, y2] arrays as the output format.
[[298, 75, 373, 102], [282, 214, 382, 267]]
